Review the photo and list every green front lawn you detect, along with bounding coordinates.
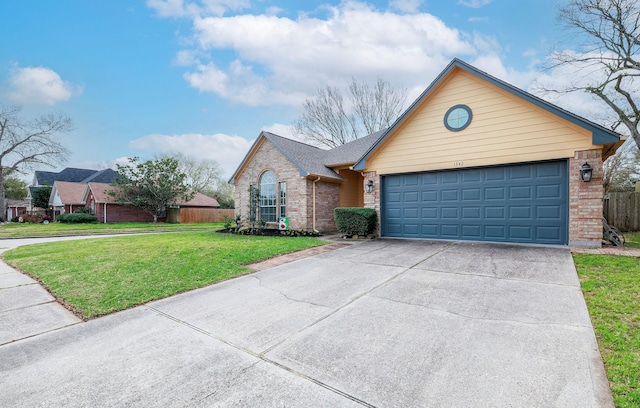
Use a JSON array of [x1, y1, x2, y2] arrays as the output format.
[[623, 231, 640, 249], [3, 232, 325, 319], [0, 222, 224, 238], [573, 254, 640, 407]]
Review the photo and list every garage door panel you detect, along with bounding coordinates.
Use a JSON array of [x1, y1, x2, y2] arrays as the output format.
[[462, 188, 481, 200], [422, 191, 437, 201], [485, 207, 505, 219], [537, 185, 561, 198], [422, 208, 437, 218], [462, 225, 481, 238], [381, 161, 567, 245], [441, 224, 459, 236], [441, 190, 459, 201], [485, 225, 506, 239], [537, 226, 562, 241], [485, 167, 507, 181], [537, 162, 563, 178], [441, 207, 458, 218], [510, 166, 533, 180], [462, 207, 481, 219], [403, 208, 419, 219], [421, 224, 437, 235], [485, 187, 505, 200], [403, 191, 419, 202], [536, 206, 561, 220], [509, 186, 531, 199], [510, 226, 532, 239], [462, 171, 481, 183], [509, 206, 531, 219]]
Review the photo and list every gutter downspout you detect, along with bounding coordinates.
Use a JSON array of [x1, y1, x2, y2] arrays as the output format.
[[103, 203, 107, 224], [312, 176, 320, 232]]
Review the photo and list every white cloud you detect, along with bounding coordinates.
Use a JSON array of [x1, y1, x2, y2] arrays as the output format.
[[170, 2, 478, 106], [146, 0, 249, 17], [458, 0, 492, 8], [129, 132, 254, 177], [389, 0, 423, 13], [8, 66, 82, 105]]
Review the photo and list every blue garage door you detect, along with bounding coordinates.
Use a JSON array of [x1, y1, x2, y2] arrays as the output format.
[[381, 161, 568, 245]]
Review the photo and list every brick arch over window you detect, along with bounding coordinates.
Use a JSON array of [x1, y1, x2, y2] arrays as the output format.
[[259, 170, 277, 222]]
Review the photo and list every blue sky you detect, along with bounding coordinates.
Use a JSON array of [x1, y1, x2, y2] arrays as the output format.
[[0, 0, 597, 178]]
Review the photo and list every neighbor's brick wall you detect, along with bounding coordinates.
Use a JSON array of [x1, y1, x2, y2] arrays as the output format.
[[569, 149, 603, 248], [363, 171, 380, 235], [86, 193, 155, 223], [233, 140, 309, 230]]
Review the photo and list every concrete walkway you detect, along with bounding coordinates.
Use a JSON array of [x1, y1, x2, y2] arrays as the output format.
[[0, 239, 613, 407], [0, 235, 140, 345]]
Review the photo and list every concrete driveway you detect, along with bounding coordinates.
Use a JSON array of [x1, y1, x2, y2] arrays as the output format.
[[0, 239, 613, 407]]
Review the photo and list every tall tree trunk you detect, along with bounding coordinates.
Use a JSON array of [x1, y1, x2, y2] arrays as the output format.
[[0, 169, 6, 222]]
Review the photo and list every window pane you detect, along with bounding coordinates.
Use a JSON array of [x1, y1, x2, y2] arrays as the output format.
[[279, 181, 286, 217], [259, 171, 277, 222]]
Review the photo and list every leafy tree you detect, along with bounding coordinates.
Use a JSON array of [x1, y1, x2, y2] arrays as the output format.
[[0, 105, 71, 218], [3, 176, 28, 200], [31, 185, 52, 210], [110, 157, 195, 223], [548, 0, 640, 146], [295, 78, 407, 148], [157, 152, 234, 208], [603, 138, 640, 192], [211, 182, 234, 209]]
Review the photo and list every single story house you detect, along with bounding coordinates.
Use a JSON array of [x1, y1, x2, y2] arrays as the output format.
[[50, 181, 88, 219], [230, 59, 623, 248], [83, 182, 220, 224], [5, 199, 29, 220], [28, 167, 119, 213]]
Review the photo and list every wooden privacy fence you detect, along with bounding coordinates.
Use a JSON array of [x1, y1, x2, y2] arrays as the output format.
[[603, 192, 640, 232], [171, 208, 235, 224]]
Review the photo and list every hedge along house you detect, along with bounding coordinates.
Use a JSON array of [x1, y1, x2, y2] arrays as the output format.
[[230, 59, 623, 247]]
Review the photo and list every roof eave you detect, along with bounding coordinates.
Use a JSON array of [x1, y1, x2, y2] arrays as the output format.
[[228, 131, 311, 185]]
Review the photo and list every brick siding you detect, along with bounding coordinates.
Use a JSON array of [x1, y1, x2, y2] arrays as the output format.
[[234, 140, 309, 230], [569, 149, 603, 248]]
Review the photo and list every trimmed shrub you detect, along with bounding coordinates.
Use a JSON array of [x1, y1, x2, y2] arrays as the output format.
[[57, 213, 98, 224], [334, 207, 377, 237], [22, 213, 43, 224]]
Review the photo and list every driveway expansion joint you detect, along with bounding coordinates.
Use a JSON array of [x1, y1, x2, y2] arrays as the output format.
[[370, 294, 592, 330], [146, 305, 376, 407], [0, 299, 57, 314]]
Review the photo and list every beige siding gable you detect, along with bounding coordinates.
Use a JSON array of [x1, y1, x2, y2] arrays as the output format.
[[368, 69, 597, 174]]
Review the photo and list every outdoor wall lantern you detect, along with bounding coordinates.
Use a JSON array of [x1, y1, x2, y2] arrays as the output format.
[[365, 179, 374, 193], [579, 162, 593, 182]]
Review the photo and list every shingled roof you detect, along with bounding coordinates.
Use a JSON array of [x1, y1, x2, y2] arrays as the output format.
[[34, 167, 118, 186], [230, 130, 384, 183]]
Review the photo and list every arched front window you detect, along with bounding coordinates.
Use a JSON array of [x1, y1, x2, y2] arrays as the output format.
[[259, 171, 277, 222]]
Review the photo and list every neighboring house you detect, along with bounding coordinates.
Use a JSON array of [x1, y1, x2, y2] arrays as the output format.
[[33, 167, 118, 186], [49, 181, 89, 220], [83, 182, 220, 224], [28, 167, 118, 212], [230, 59, 623, 248], [5, 199, 29, 220]]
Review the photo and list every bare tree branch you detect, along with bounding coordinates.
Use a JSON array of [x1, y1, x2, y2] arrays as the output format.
[[294, 78, 407, 148], [0, 105, 71, 219], [542, 0, 640, 147]]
